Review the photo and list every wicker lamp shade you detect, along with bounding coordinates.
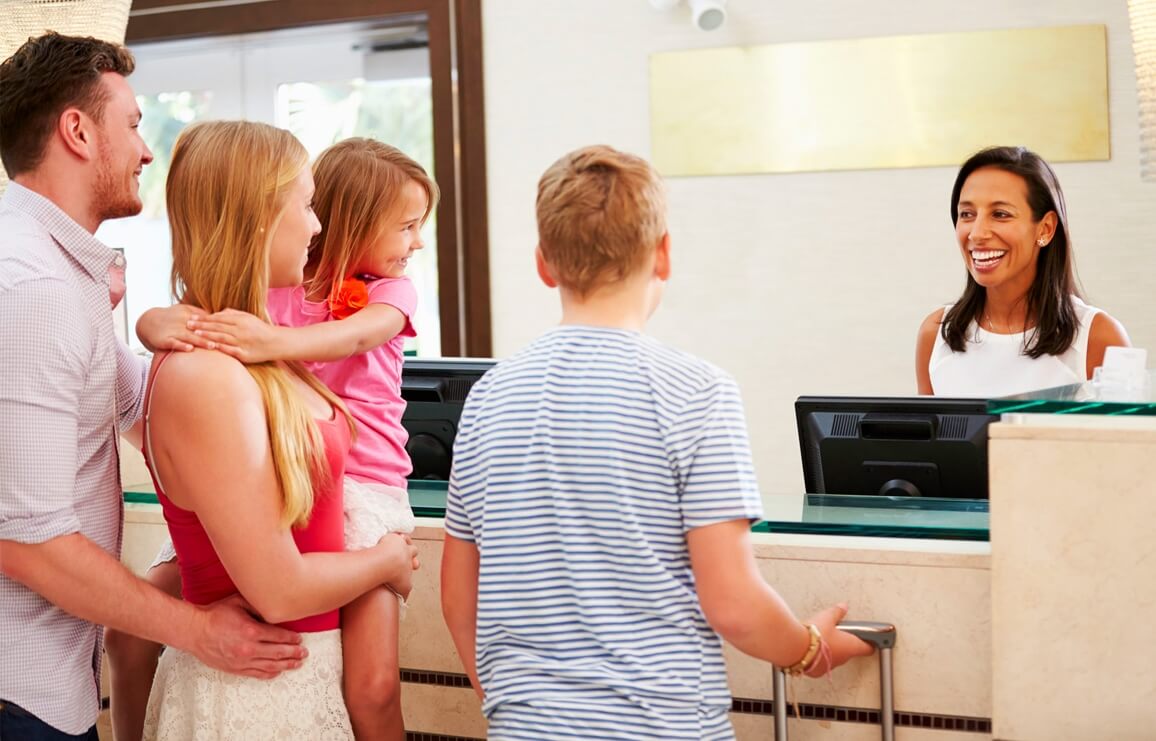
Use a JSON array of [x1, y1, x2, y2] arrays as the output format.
[[1, 0, 133, 189]]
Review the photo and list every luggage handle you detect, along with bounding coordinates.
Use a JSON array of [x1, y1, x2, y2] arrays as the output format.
[[772, 621, 897, 741], [837, 620, 896, 648]]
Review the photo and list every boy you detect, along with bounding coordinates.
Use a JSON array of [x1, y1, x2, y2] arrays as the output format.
[[440, 145, 870, 740]]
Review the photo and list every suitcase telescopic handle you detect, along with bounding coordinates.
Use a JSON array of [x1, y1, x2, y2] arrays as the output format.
[[772, 621, 898, 741], [836, 620, 896, 649]]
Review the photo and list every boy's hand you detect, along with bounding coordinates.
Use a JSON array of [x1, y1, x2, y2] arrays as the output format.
[[188, 309, 285, 364], [136, 305, 212, 353], [373, 533, 420, 599], [804, 602, 875, 677]]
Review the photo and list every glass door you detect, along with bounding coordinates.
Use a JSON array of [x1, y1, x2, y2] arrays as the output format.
[[102, 18, 441, 355]]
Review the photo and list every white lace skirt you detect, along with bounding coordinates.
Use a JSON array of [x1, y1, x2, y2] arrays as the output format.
[[342, 478, 414, 549], [142, 629, 353, 741], [344, 479, 414, 618]]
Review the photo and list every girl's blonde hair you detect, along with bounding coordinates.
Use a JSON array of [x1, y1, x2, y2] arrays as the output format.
[[166, 120, 353, 528], [306, 138, 439, 299]]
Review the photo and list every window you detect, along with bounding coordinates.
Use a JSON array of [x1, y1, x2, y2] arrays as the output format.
[[120, 0, 490, 356]]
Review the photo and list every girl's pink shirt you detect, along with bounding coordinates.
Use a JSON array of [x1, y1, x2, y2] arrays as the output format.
[[267, 277, 417, 493]]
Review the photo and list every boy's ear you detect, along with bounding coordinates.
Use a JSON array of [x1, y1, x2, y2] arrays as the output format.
[[535, 246, 558, 288], [654, 232, 671, 281]]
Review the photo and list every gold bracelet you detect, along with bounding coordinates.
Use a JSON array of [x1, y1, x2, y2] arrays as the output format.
[[785, 624, 823, 676]]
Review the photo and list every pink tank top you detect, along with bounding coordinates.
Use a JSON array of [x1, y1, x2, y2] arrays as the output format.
[[142, 352, 350, 633]]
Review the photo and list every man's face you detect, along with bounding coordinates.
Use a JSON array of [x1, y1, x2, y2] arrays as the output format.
[[92, 72, 153, 222]]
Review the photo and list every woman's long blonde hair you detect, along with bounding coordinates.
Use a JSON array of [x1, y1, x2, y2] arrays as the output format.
[[167, 120, 353, 528], [306, 138, 439, 299]]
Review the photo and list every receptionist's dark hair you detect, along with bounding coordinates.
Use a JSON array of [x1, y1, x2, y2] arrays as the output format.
[[941, 145, 1081, 358]]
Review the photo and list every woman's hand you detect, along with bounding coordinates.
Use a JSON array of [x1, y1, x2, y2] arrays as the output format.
[[188, 309, 286, 364], [803, 602, 875, 677], [136, 304, 212, 353], [373, 533, 420, 599]]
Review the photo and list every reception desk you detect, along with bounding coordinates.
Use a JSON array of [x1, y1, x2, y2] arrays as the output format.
[[112, 382, 1156, 740], [117, 484, 994, 740]]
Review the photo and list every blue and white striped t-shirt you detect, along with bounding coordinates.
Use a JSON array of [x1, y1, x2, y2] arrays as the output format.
[[445, 325, 764, 740]]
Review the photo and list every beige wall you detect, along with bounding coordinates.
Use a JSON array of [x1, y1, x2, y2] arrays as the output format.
[[481, 0, 1156, 497]]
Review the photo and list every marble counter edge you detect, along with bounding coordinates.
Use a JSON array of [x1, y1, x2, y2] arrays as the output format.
[[125, 510, 990, 570], [992, 414, 1156, 441], [415, 517, 989, 568]]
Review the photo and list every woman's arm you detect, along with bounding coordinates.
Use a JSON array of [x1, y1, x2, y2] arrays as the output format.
[[1086, 311, 1133, 379], [188, 304, 407, 364], [148, 350, 417, 624], [915, 308, 944, 395]]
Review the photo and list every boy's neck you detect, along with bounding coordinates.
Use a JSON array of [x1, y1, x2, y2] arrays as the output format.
[[558, 278, 656, 332]]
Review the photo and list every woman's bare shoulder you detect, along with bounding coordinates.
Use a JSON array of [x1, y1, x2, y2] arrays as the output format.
[[917, 306, 947, 342], [922, 306, 947, 328], [1089, 310, 1131, 349], [150, 350, 262, 414]]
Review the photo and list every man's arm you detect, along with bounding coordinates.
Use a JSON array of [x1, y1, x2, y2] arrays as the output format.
[[114, 338, 149, 446], [441, 533, 483, 699], [0, 534, 307, 679], [1, 277, 88, 542], [0, 278, 304, 678]]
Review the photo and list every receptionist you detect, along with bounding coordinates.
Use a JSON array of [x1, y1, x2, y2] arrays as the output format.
[[915, 146, 1130, 397]]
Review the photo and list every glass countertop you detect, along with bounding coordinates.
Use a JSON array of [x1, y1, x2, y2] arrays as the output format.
[[125, 481, 988, 542], [987, 369, 1156, 417], [409, 480, 452, 518], [754, 493, 988, 541], [122, 479, 451, 516]]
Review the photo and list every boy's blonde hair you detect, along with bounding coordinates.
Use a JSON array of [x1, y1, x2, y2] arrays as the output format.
[[307, 137, 439, 298], [535, 145, 667, 296], [167, 120, 353, 528]]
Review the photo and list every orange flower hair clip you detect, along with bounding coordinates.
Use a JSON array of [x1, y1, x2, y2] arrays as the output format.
[[328, 277, 369, 319]]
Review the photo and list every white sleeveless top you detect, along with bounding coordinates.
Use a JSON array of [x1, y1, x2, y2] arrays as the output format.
[[929, 297, 1100, 398]]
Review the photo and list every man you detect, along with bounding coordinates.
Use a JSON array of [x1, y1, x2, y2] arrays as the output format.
[[0, 32, 306, 740]]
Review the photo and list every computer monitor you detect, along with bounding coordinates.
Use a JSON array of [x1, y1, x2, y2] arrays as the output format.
[[400, 358, 495, 480], [795, 396, 999, 499]]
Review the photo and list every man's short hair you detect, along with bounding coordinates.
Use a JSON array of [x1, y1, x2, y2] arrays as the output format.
[[535, 145, 667, 296], [0, 32, 135, 178]]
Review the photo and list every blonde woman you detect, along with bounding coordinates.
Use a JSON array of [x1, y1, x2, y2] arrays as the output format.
[[138, 121, 417, 740], [179, 138, 439, 739]]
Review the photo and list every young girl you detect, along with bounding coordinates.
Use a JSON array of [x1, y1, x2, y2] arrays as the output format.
[[120, 138, 438, 741]]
